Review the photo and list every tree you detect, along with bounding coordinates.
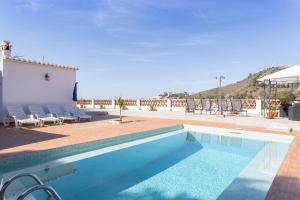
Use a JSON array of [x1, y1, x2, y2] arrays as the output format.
[[277, 90, 296, 104], [116, 97, 125, 121]]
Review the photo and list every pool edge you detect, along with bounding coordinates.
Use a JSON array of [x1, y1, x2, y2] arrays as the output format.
[[0, 124, 184, 173]]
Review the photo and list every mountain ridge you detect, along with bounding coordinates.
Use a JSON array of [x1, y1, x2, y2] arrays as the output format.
[[163, 66, 290, 99]]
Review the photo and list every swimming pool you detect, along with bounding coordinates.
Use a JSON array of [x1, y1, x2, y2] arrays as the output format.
[[1, 125, 293, 200]]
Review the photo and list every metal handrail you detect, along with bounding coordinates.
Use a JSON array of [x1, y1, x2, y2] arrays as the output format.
[[0, 178, 3, 191], [17, 185, 62, 200], [0, 173, 52, 200]]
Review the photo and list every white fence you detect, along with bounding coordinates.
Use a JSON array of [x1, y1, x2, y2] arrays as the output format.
[[77, 99, 281, 115]]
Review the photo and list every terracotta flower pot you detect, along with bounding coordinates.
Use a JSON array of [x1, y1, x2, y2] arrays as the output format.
[[267, 112, 274, 119], [149, 105, 156, 111]]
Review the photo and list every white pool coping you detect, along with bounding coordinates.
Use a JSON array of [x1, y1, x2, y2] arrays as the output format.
[[184, 124, 294, 143]]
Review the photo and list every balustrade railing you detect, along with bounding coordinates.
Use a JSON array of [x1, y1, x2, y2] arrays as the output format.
[[171, 99, 186, 108], [77, 98, 278, 114], [141, 99, 167, 107], [124, 99, 137, 106], [77, 99, 92, 108], [263, 99, 281, 109], [94, 99, 111, 106]]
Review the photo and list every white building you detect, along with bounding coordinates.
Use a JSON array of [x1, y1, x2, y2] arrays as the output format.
[[0, 40, 78, 121]]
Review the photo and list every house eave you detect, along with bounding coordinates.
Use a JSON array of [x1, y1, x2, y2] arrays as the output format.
[[1, 56, 79, 71]]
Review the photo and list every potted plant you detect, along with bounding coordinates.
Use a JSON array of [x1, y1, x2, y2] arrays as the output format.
[[79, 98, 84, 108], [116, 97, 125, 122], [273, 107, 279, 117], [149, 104, 156, 111], [267, 104, 278, 119], [271, 104, 278, 117], [266, 111, 274, 119], [185, 105, 189, 112]]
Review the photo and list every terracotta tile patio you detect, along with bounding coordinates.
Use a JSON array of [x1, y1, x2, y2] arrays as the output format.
[[0, 114, 299, 199]]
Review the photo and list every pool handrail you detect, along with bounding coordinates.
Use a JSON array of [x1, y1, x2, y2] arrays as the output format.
[[17, 184, 62, 200], [0, 173, 52, 200]]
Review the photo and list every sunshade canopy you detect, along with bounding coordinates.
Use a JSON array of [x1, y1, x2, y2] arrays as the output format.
[[258, 65, 300, 83], [72, 82, 78, 102]]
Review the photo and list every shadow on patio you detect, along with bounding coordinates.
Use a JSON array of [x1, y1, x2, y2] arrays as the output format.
[[0, 113, 122, 152], [0, 127, 67, 151]]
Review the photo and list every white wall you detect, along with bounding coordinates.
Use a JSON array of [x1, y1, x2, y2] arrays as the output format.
[[2, 59, 77, 116], [0, 59, 3, 118]]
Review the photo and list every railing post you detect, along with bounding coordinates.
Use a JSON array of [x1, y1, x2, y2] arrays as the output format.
[[91, 99, 95, 108], [256, 98, 262, 115], [112, 99, 116, 109], [167, 99, 172, 111], [137, 99, 141, 110]]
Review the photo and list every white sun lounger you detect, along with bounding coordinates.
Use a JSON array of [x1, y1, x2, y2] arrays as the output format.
[[47, 105, 77, 123], [63, 105, 92, 121], [231, 99, 247, 116], [201, 99, 216, 114], [28, 105, 61, 126], [6, 105, 40, 128], [186, 99, 196, 113]]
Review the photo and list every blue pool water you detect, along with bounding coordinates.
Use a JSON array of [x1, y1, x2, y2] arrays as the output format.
[[2, 130, 291, 200]]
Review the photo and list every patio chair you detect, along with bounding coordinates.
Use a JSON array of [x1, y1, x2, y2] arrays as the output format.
[[218, 99, 229, 115], [230, 99, 247, 116], [46, 105, 78, 123], [28, 105, 61, 126], [186, 99, 196, 113], [200, 99, 216, 114], [63, 105, 92, 121], [6, 105, 40, 128]]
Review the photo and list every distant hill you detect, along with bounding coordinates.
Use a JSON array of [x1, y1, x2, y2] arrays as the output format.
[[163, 66, 294, 99]]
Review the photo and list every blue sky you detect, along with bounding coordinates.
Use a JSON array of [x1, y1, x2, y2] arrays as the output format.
[[1, 0, 300, 98]]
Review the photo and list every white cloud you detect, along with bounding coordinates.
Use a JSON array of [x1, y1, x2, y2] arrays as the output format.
[[232, 61, 240, 65], [127, 57, 152, 62], [15, 0, 44, 12], [132, 33, 222, 48], [92, 0, 138, 29], [175, 34, 220, 46], [94, 47, 174, 63], [91, 0, 211, 30]]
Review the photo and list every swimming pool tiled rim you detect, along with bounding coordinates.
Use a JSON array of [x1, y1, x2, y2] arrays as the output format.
[[0, 125, 184, 173], [0, 124, 293, 174], [3, 129, 186, 180]]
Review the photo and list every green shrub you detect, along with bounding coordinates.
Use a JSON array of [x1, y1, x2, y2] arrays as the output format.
[[277, 90, 296, 104]]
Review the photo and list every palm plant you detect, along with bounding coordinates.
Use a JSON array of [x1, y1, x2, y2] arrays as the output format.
[[116, 97, 125, 121]]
